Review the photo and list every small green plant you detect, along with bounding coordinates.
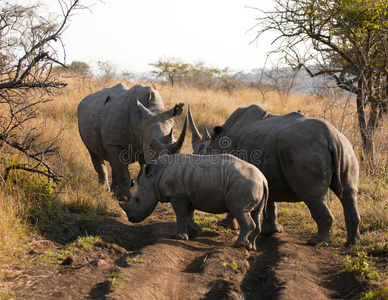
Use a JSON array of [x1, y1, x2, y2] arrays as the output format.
[[76, 235, 102, 248], [105, 271, 128, 298], [344, 251, 380, 279], [222, 261, 239, 271], [230, 261, 239, 270], [363, 282, 388, 300], [126, 252, 149, 266], [0, 290, 21, 299], [44, 235, 102, 263]]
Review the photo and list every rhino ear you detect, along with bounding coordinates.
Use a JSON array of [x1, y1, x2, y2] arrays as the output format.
[[167, 103, 184, 118], [213, 126, 224, 136], [137, 99, 151, 119], [144, 163, 156, 177]]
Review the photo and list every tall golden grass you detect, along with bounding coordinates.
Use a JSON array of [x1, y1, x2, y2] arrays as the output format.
[[0, 76, 387, 275]]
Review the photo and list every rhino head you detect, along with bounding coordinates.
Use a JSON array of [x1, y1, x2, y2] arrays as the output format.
[[188, 104, 227, 155], [119, 163, 160, 222], [138, 101, 187, 162]]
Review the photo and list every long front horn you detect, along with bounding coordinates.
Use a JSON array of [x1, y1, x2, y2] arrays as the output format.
[[188, 105, 202, 144], [169, 116, 187, 154]]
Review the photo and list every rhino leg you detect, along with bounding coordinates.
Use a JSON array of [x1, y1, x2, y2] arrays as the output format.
[[305, 198, 334, 245], [106, 146, 131, 202], [187, 207, 202, 238], [233, 212, 256, 248], [339, 188, 361, 245], [88, 149, 110, 191], [261, 200, 283, 235], [219, 213, 240, 230], [170, 197, 190, 240], [247, 207, 263, 251]]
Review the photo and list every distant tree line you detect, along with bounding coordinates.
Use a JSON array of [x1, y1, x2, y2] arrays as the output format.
[[54, 57, 279, 95], [149, 56, 243, 92]]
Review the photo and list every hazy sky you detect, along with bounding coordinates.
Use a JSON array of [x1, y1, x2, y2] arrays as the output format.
[[47, 0, 277, 74]]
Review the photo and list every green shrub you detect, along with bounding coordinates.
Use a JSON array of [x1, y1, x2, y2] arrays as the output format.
[[344, 251, 380, 279]]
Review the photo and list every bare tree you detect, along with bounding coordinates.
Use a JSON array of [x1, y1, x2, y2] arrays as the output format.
[[97, 60, 117, 87], [0, 0, 85, 183], [252, 0, 388, 166], [264, 62, 299, 103], [310, 85, 355, 135]]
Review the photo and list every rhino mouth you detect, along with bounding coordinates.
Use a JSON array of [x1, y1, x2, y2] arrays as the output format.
[[119, 200, 158, 224]]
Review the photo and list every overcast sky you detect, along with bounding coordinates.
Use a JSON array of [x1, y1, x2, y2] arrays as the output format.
[[45, 0, 278, 74]]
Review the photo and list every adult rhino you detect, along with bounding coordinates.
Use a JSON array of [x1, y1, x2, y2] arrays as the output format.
[[78, 84, 187, 201], [188, 104, 360, 245]]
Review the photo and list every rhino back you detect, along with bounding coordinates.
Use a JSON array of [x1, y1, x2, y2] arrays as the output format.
[[157, 154, 262, 213], [220, 106, 357, 200]]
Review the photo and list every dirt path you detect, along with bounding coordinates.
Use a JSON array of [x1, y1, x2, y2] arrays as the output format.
[[3, 204, 366, 299]]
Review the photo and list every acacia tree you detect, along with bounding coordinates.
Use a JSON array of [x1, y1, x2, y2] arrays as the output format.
[[150, 56, 192, 87], [253, 0, 388, 165], [217, 67, 241, 95], [0, 0, 85, 182]]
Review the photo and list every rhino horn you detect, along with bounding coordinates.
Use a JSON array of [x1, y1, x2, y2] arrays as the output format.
[[188, 104, 202, 144], [167, 116, 187, 154], [204, 125, 211, 140], [167, 128, 173, 141]]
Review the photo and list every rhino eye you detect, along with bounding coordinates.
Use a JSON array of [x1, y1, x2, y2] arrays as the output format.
[[135, 197, 140, 204]]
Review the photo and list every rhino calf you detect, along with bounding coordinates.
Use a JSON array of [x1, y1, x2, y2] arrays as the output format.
[[120, 153, 268, 250]]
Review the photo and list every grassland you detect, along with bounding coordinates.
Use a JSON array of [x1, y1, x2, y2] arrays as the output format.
[[0, 76, 387, 298]]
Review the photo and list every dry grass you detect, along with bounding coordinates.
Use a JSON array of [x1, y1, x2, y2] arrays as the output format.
[[0, 76, 387, 294]]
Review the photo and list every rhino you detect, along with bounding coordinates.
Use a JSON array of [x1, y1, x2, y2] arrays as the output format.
[[188, 104, 360, 245], [119, 153, 269, 250], [78, 84, 187, 201]]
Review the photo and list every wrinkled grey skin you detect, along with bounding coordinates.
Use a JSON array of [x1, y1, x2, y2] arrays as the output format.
[[78, 84, 187, 201], [120, 153, 268, 250], [188, 105, 360, 245]]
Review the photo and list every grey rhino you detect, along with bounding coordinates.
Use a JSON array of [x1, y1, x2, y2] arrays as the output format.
[[78, 84, 187, 201], [120, 153, 269, 250], [188, 104, 360, 245]]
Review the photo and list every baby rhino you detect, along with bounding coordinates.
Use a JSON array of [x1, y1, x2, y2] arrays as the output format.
[[120, 153, 268, 250]]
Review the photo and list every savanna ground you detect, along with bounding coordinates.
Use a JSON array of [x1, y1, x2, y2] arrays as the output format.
[[0, 77, 387, 299]]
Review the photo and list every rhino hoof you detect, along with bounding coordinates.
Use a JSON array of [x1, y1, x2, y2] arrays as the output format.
[[345, 236, 361, 247], [261, 222, 283, 236], [245, 243, 256, 251], [171, 232, 189, 240], [233, 240, 249, 248], [308, 236, 331, 246], [188, 226, 202, 239]]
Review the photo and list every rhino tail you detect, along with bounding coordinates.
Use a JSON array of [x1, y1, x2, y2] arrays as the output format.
[[256, 180, 269, 219], [329, 142, 344, 199], [263, 181, 269, 218]]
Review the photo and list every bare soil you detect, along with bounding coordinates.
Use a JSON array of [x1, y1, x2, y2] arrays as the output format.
[[2, 203, 368, 299]]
